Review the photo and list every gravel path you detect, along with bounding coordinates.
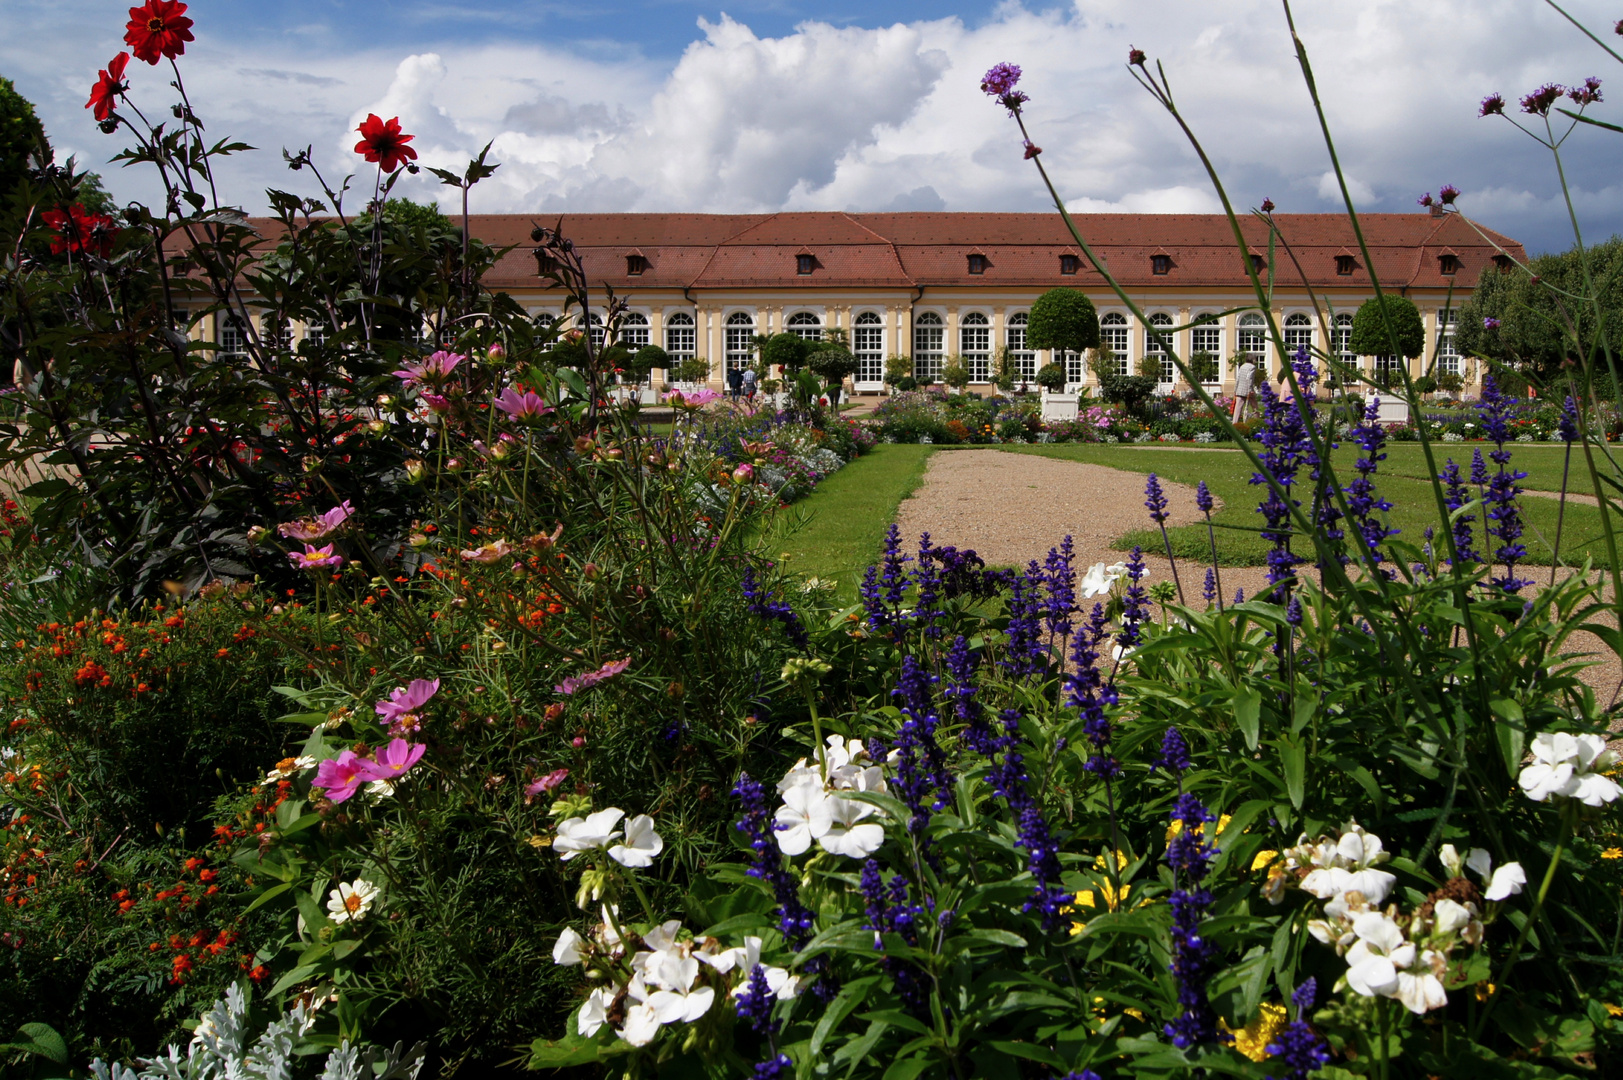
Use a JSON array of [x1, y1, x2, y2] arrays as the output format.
[[894, 448, 1623, 703]]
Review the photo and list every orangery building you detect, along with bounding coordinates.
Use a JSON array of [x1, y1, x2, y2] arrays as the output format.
[[220, 209, 1525, 396]]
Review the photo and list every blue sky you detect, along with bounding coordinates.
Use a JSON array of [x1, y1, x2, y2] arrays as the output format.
[[5, 0, 1623, 254]]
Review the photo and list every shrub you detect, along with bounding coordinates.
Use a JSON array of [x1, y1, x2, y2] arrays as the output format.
[[940, 358, 970, 391], [1035, 363, 1067, 391], [894, 375, 918, 392], [1026, 288, 1101, 355], [1098, 373, 1158, 413], [1350, 294, 1425, 360], [676, 355, 713, 383]]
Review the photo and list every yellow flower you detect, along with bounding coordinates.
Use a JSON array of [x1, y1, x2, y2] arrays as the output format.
[[1606, 1003, 1623, 1018], [1252, 849, 1280, 871], [1222, 1002, 1288, 1062], [1166, 814, 1233, 844], [1474, 982, 1497, 1003], [1602, 847, 1622, 860]]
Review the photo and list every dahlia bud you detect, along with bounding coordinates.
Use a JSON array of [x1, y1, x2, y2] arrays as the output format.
[[487, 342, 506, 362], [1260, 197, 1275, 213], [404, 458, 426, 482], [376, 393, 394, 408], [489, 439, 512, 460], [1023, 140, 1042, 159], [445, 457, 464, 473], [732, 464, 754, 485], [1128, 46, 1146, 66], [583, 562, 599, 579], [246, 525, 268, 545]]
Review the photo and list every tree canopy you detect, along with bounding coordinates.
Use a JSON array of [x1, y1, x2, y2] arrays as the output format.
[[1349, 294, 1424, 359], [1456, 236, 1623, 389], [1025, 288, 1100, 354], [0, 75, 45, 202], [758, 332, 809, 372]]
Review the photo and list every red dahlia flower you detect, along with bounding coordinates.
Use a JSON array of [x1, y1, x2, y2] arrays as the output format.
[[85, 53, 131, 122], [124, 1, 195, 65], [354, 114, 418, 173], [41, 204, 120, 258]]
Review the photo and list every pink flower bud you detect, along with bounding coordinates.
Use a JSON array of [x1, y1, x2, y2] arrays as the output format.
[[487, 342, 506, 361], [732, 464, 754, 484], [571, 736, 586, 748], [445, 457, 464, 473]]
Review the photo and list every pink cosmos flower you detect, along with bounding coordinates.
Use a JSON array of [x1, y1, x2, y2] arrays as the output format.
[[358, 738, 426, 783], [663, 387, 722, 410], [394, 350, 464, 388], [277, 500, 354, 542], [312, 751, 371, 804], [525, 768, 570, 797], [289, 544, 344, 570], [494, 387, 553, 422], [555, 657, 632, 696], [375, 678, 439, 735], [419, 393, 452, 413], [461, 540, 515, 564]]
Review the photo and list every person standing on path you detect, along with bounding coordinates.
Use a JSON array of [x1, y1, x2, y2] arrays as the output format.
[[1232, 357, 1258, 422], [742, 365, 758, 401], [727, 366, 744, 400]]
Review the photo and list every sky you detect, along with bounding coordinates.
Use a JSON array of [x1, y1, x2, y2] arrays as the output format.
[[6, 0, 1623, 254]]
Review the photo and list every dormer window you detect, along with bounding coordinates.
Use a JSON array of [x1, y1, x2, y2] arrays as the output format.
[[1335, 255, 1356, 276], [1151, 254, 1172, 275], [1059, 254, 1080, 275], [626, 254, 647, 276], [1439, 253, 1460, 276], [1248, 253, 1266, 273], [967, 253, 988, 275], [797, 254, 814, 275], [1494, 254, 1514, 273]]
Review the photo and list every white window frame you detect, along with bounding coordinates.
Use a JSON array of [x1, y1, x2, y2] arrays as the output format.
[[617, 311, 650, 349], [219, 312, 248, 358], [1006, 312, 1035, 381], [785, 311, 823, 342], [1436, 308, 1460, 377], [853, 311, 885, 386], [1147, 312, 1175, 384], [724, 311, 756, 373], [913, 312, 945, 383], [1238, 313, 1269, 365], [960, 312, 991, 383], [1191, 316, 1222, 384], [663, 311, 696, 359], [1100, 313, 1130, 376], [1332, 312, 1356, 372], [1283, 312, 1314, 361]]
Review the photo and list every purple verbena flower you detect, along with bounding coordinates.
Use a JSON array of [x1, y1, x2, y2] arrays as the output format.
[[1163, 793, 1224, 1050], [1154, 726, 1192, 776], [742, 565, 809, 647], [1477, 376, 1533, 592]]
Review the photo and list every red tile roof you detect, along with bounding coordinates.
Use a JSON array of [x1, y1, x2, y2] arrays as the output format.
[[225, 210, 1524, 296]]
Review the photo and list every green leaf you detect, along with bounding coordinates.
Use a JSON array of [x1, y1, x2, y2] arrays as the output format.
[[527, 1034, 606, 1067], [1278, 736, 1305, 810], [12, 1023, 68, 1063], [811, 977, 879, 1058], [268, 962, 318, 997], [881, 1058, 934, 1080], [987, 1041, 1065, 1068], [242, 882, 293, 915], [1234, 687, 1262, 751], [1490, 697, 1526, 778], [1291, 693, 1316, 736]]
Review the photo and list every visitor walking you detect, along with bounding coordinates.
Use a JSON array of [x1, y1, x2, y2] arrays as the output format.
[[742, 365, 758, 401], [1232, 357, 1258, 422], [727, 366, 744, 400]]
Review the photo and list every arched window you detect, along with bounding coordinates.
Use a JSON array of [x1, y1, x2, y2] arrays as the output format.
[[1331, 312, 1355, 372], [1436, 308, 1460, 377], [261, 312, 290, 353], [1100, 313, 1130, 378], [586, 312, 605, 351], [724, 311, 755, 372], [1238, 313, 1268, 361], [913, 312, 944, 383], [218, 313, 248, 359], [853, 311, 885, 385], [1283, 312, 1314, 360], [302, 322, 326, 350], [1146, 312, 1175, 383], [960, 312, 991, 383], [1191, 313, 1222, 384], [617, 311, 650, 349], [1006, 312, 1035, 381], [664, 311, 696, 359], [785, 311, 823, 342]]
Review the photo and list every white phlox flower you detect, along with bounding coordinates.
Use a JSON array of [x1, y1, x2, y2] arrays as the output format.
[[552, 927, 585, 966], [774, 743, 890, 859], [577, 986, 615, 1038], [774, 782, 835, 855], [644, 953, 715, 1024], [1299, 823, 1396, 911], [697, 935, 762, 974], [1080, 561, 1127, 598], [1518, 732, 1621, 806], [1395, 949, 1450, 1015], [555, 808, 626, 860], [618, 978, 662, 1048], [1442, 845, 1527, 902], [609, 814, 664, 868], [818, 793, 886, 858], [1343, 912, 1414, 999]]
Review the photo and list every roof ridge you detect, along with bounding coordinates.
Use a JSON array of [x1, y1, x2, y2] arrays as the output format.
[[843, 211, 917, 288], [685, 213, 775, 290]]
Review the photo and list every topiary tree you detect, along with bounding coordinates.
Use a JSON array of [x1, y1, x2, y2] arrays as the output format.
[[807, 345, 857, 406], [941, 357, 970, 391], [631, 343, 669, 380], [1189, 350, 1220, 384], [884, 354, 912, 388], [1349, 294, 1424, 363], [676, 355, 711, 384], [1026, 288, 1101, 357], [758, 331, 808, 374], [1035, 363, 1067, 391]]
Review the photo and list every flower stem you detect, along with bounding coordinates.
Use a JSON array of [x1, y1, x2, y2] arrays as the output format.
[[1472, 803, 1573, 1039]]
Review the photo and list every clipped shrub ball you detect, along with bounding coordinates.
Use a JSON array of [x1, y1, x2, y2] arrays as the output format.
[[1035, 363, 1067, 391], [1026, 288, 1101, 355], [1350, 294, 1425, 360]]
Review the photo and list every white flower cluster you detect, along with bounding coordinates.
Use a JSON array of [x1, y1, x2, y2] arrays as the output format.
[[554, 912, 796, 1048], [1158, 432, 1181, 442], [1517, 732, 1621, 806], [775, 736, 888, 859], [1193, 430, 1218, 443], [555, 807, 665, 867], [1279, 824, 1524, 1016], [1079, 561, 1128, 598], [1442, 431, 1465, 442]]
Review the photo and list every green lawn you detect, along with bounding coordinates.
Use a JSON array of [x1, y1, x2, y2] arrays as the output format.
[[1003, 442, 1621, 568], [761, 444, 935, 602]]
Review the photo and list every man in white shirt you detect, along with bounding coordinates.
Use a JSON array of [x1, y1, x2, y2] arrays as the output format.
[[1232, 358, 1258, 422]]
